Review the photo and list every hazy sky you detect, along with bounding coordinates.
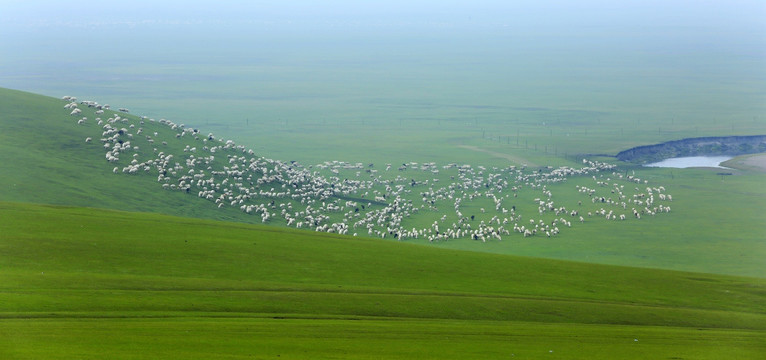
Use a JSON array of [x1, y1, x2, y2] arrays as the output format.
[[2, 0, 764, 34]]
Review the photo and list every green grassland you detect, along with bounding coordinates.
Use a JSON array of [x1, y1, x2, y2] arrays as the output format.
[[428, 168, 766, 277], [0, 88, 257, 223], [0, 82, 764, 357], [1, 87, 765, 278], [1, 22, 765, 359], [1, 202, 765, 359]]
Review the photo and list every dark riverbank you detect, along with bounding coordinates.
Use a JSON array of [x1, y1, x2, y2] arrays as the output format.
[[616, 135, 766, 164]]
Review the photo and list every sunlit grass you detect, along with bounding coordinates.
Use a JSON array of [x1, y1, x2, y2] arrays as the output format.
[[1, 202, 765, 358]]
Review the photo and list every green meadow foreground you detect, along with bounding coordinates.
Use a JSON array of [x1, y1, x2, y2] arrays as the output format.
[[1, 88, 765, 358], [1, 202, 765, 359]]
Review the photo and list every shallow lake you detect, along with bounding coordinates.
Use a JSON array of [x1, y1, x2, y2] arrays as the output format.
[[644, 156, 733, 169]]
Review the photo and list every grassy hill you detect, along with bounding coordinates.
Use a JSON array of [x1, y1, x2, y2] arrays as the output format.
[[2, 87, 765, 278], [0, 87, 260, 223], [1, 202, 765, 359], [0, 87, 765, 357]]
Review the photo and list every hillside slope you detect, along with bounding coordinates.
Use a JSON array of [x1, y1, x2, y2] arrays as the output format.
[[1, 202, 765, 358], [2, 87, 766, 278], [0, 88, 257, 222]]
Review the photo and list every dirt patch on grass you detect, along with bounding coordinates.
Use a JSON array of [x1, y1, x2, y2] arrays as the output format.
[[743, 154, 766, 170], [720, 153, 766, 173], [457, 145, 537, 167]]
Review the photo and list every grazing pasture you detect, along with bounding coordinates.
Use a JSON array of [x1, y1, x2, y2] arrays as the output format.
[[1, 202, 765, 359], [3, 318, 765, 360], [1, 87, 765, 277], [1, 4, 765, 358]]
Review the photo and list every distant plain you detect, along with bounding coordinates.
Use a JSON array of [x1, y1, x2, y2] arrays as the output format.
[[2, 24, 764, 166]]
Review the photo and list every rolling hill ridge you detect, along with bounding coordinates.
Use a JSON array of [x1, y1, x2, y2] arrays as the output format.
[[1, 87, 766, 358]]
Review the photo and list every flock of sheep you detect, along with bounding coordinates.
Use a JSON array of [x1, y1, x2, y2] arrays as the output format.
[[64, 95, 675, 242]]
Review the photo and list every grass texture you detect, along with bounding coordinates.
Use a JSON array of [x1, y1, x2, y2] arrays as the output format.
[[1, 202, 765, 359]]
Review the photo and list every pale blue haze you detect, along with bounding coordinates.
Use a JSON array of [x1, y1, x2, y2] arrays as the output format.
[[1, 0, 764, 162]]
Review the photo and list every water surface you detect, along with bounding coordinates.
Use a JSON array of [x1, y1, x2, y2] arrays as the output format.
[[644, 156, 733, 168]]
